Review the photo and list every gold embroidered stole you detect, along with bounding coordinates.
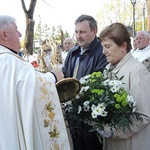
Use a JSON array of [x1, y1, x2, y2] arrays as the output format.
[[34, 71, 71, 150]]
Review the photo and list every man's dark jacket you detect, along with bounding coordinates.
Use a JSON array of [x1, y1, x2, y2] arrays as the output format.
[[62, 37, 108, 150], [62, 37, 108, 80]]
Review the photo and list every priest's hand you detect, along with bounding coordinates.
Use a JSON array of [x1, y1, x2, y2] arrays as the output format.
[[51, 68, 64, 82]]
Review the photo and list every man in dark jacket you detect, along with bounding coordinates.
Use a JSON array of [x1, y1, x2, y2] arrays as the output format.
[[62, 14, 108, 150]]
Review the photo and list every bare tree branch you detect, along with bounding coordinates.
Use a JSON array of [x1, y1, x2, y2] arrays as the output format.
[[43, 0, 54, 8]]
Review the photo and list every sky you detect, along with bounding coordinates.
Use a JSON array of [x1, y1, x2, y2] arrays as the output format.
[[0, 0, 106, 38], [0, 0, 137, 38]]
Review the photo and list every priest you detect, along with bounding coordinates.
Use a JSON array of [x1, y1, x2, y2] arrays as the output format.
[[0, 15, 71, 150]]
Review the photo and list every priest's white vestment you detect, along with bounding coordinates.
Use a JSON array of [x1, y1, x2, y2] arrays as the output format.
[[0, 46, 71, 150]]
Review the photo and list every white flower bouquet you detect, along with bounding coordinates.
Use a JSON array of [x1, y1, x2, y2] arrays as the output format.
[[64, 71, 144, 137]]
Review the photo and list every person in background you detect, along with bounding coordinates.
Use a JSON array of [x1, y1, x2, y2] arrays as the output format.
[[132, 30, 150, 71], [131, 36, 138, 54], [99, 22, 150, 150], [62, 14, 108, 150], [22, 48, 30, 61], [43, 48, 53, 70], [0, 15, 67, 150], [132, 30, 150, 61], [18, 50, 23, 57], [62, 37, 75, 64]]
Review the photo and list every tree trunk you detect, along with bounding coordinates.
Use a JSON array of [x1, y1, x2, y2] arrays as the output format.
[[146, 0, 150, 31], [24, 19, 35, 55], [21, 0, 37, 55]]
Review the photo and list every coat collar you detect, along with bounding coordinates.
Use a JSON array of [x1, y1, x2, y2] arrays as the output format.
[[105, 52, 132, 78], [72, 37, 100, 54]]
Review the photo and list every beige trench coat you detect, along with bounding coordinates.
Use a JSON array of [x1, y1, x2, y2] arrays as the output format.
[[103, 52, 150, 150], [142, 57, 150, 72]]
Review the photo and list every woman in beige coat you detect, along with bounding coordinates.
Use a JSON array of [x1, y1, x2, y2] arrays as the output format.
[[99, 23, 150, 150]]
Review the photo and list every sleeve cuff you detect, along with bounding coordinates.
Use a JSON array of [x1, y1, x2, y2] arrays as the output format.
[[50, 71, 57, 83], [45, 72, 57, 83]]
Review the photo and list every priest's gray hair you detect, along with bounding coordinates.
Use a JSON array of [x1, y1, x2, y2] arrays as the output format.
[[0, 15, 16, 30], [136, 30, 150, 40]]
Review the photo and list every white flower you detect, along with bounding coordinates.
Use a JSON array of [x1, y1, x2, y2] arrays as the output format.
[[97, 103, 105, 109], [78, 106, 82, 114], [83, 101, 90, 111], [109, 80, 122, 87], [80, 75, 90, 84], [126, 95, 137, 112], [75, 94, 80, 99], [109, 80, 117, 86], [83, 74, 90, 80], [127, 95, 134, 103], [80, 86, 89, 93], [91, 111, 98, 118], [67, 106, 73, 112], [84, 105, 90, 112], [102, 79, 110, 86], [132, 107, 137, 113], [91, 103, 107, 118], [109, 80, 123, 93], [84, 101, 90, 106], [132, 101, 136, 107], [101, 110, 108, 117], [91, 104, 96, 111], [127, 95, 136, 105], [110, 85, 120, 93]]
